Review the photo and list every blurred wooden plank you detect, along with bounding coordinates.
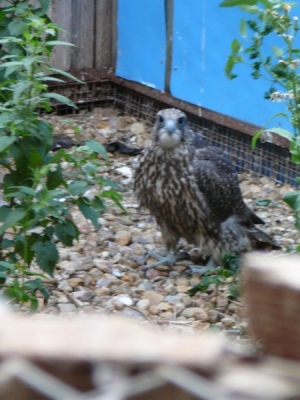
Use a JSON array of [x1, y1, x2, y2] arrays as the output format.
[[0, 314, 225, 369], [49, 0, 72, 71], [95, 0, 117, 72], [243, 252, 300, 360], [71, 0, 95, 69]]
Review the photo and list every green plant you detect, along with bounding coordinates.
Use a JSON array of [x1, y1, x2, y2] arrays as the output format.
[[220, 0, 300, 242], [0, 5, 123, 310], [188, 253, 241, 300]]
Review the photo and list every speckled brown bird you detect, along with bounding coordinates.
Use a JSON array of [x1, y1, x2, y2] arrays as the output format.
[[134, 108, 279, 272]]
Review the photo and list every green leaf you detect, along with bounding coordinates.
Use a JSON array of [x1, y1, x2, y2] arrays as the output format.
[[100, 177, 122, 190], [68, 180, 88, 196], [0, 209, 26, 234], [267, 128, 293, 141], [101, 190, 126, 214], [0, 261, 14, 272], [85, 139, 109, 160], [0, 206, 11, 222], [31, 240, 59, 276], [42, 93, 76, 108], [0, 136, 16, 152], [283, 191, 300, 212], [220, 0, 258, 6], [38, 0, 50, 13], [48, 68, 84, 84], [8, 20, 27, 36], [47, 167, 64, 190], [252, 129, 263, 149], [239, 18, 247, 37], [45, 40, 75, 47], [54, 220, 79, 246], [78, 204, 99, 229]]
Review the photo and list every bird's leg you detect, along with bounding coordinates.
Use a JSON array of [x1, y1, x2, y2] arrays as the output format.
[[143, 249, 189, 270], [188, 256, 221, 275]]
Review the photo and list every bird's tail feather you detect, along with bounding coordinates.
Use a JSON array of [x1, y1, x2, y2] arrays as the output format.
[[248, 227, 280, 250]]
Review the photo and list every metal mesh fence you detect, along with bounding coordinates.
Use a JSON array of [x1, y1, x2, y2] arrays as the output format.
[[48, 80, 298, 186]]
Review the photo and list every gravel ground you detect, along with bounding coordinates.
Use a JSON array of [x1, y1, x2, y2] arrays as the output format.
[[20, 107, 299, 338]]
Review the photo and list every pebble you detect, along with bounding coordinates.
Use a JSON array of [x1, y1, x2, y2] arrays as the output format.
[[142, 291, 164, 305], [221, 317, 236, 329], [181, 307, 208, 321], [57, 303, 77, 313], [57, 280, 73, 292], [115, 230, 132, 246], [137, 299, 150, 310]]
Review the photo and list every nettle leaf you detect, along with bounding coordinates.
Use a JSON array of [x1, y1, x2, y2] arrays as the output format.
[[31, 240, 59, 276], [38, 0, 51, 13], [100, 177, 122, 190], [43, 92, 76, 108], [47, 167, 64, 190], [283, 191, 300, 212], [78, 203, 99, 229], [54, 220, 79, 246], [0, 206, 11, 222], [48, 67, 84, 84], [8, 20, 27, 36], [68, 180, 88, 196], [220, 0, 258, 7], [85, 139, 109, 160], [0, 209, 26, 235], [0, 135, 16, 152]]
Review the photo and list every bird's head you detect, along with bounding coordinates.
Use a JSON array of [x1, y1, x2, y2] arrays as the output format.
[[153, 108, 188, 150]]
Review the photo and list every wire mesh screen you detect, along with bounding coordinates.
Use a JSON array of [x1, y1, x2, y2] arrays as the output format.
[[48, 80, 298, 186]]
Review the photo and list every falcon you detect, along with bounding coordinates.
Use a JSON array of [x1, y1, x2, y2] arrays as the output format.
[[134, 108, 279, 272]]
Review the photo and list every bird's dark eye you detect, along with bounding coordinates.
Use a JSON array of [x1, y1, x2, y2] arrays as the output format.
[[158, 115, 164, 123], [177, 117, 185, 126]]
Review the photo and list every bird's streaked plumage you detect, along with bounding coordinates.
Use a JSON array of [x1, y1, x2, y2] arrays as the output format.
[[134, 108, 279, 270]]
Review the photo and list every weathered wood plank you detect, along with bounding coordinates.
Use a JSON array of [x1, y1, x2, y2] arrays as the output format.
[[49, 0, 72, 71], [71, 0, 95, 69], [95, 0, 117, 72]]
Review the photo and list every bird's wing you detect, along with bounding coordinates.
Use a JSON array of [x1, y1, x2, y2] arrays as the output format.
[[193, 147, 251, 225]]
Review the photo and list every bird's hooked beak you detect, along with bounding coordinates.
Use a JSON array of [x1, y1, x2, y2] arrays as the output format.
[[164, 119, 176, 133], [157, 118, 182, 150]]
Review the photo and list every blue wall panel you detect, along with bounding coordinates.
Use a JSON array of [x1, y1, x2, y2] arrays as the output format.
[[171, 0, 295, 129], [116, 0, 166, 90], [116, 0, 300, 130]]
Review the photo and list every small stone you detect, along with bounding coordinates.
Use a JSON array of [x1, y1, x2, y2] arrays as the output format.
[[149, 305, 159, 315], [181, 295, 193, 307], [165, 294, 183, 306], [112, 294, 133, 307], [115, 230, 132, 246], [94, 287, 110, 296], [216, 297, 229, 311], [221, 317, 236, 329], [93, 259, 110, 272], [130, 122, 145, 135], [176, 284, 191, 293], [207, 309, 220, 324], [159, 311, 173, 320], [164, 283, 175, 293], [181, 307, 208, 321], [157, 302, 173, 312], [137, 299, 150, 310], [57, 303, 77, 313], [116, 166, 133, 179], [57, 280, 72, 292], [142, 291, 164, 306], [68, 277, 84, 288], [137, 280, 153, 291]]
